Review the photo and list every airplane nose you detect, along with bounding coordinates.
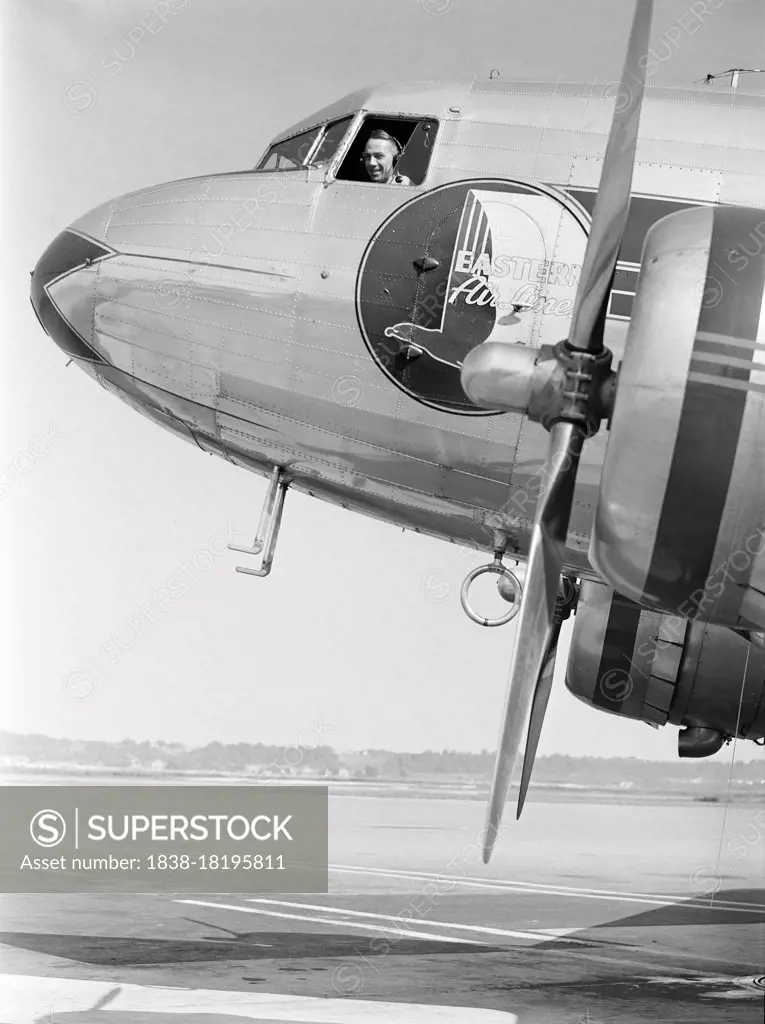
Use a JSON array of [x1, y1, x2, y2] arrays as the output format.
[[30, 229, 114, 363]]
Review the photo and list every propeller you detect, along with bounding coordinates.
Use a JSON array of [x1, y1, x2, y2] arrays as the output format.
[[516, 576, 579, 815], [478, 0, 654, 863]]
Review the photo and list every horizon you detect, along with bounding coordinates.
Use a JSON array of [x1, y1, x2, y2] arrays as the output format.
[[3, 728, 763, 767]]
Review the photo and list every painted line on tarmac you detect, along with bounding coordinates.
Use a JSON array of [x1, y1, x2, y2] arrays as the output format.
[[171, 901, 761, 978], [172, 896, 753, 978], [177, 898, 489, 945], [331, 863, 765, 913], [0, 973, 518, 1022], [247, 897, 583, 944], [330, 864, 765, 914]]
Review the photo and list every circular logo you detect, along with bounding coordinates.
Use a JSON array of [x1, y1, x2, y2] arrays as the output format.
[[355, 179, 589, 415], [62, 667, 97, 701], [63, 81, 97, 114], [332, 374, 365, 408], [421, 568, 454, 602], [30, 809, 67, 848], [332, 963, 365, 994], [152, 278, 188, 310], [689, 864, 722, 898], [598, 668, 634, 702]]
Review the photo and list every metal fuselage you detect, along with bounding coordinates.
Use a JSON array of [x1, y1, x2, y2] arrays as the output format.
[[33, 79, 765, 579]]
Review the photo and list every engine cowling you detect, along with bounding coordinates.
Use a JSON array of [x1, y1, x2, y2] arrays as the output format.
[[565, 581, 765, 754], [590, 205, 765, 629]]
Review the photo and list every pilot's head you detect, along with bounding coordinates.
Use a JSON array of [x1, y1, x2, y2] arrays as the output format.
[[363, 130, 401, 183]]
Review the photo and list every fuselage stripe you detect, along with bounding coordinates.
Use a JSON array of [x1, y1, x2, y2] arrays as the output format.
[[592, 591, 642, 712], [687, 371, 765, 394]]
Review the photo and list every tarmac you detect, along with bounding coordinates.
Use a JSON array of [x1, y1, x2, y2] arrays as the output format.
[[1, 793, 763, 1023]]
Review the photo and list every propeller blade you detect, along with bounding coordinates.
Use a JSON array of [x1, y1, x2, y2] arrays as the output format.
[[567, 0, 653, 354], [516, 619, 563, 818], [480, 2, 655, 863], [482, 422, 583, 863]]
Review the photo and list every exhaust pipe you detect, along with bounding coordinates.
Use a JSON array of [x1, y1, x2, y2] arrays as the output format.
[[678, 725, 726, 758]]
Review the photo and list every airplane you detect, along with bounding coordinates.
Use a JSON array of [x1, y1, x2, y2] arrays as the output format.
[[30, 0, 765, 861]]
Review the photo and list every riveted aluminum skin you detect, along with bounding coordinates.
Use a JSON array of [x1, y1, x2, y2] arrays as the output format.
[[31, 80, 765, 577]]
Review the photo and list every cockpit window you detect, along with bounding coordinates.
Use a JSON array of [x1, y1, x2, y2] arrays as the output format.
[[335, 117, 437, 186], [257, 116, 354, 173], [310, 116, 355, 166], [257, 128, 321, 171]]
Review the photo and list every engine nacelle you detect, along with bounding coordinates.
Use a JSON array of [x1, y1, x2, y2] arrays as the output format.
[[590, 205, 765, 629], [565, 581, 765, 753]]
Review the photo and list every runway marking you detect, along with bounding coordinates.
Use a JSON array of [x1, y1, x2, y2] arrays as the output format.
[[247, 897, 583, 944], [0, 973, 519, 1022], [177, 899, 489, 945], [173, 897, 756, 977], [330, 864, 765, 914]]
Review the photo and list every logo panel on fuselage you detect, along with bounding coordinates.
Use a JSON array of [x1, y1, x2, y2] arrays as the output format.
[[356, 179, 590, 415]]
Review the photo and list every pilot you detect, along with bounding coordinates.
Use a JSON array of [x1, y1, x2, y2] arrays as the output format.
[[362, 130, 412, 185]]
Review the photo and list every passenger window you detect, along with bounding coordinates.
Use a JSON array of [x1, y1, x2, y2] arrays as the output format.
[[335, 117, 437, 186], [257, 127, 321, 171], [310, 116, 354, 167]]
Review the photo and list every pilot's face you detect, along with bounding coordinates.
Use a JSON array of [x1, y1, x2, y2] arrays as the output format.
[[363, 138, 397, 182]]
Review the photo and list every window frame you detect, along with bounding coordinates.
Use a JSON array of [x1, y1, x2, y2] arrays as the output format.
[[327, 112, 440, 188], [256, 115, 357, 174], [256, 126, 323, 172], [307, 114, 357, 169]]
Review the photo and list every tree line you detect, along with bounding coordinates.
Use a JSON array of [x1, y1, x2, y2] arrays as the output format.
[[1, 732, 761, 782]]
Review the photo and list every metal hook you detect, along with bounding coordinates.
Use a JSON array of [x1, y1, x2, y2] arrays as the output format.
[[228, 466, 288, 577], [460, 554, 523, 627]]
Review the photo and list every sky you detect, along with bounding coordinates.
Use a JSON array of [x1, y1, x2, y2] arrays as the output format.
[[1, 0, 764, 767]]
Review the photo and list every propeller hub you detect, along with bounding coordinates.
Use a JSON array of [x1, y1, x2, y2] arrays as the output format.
[[461, 340, 614, 436], [460, 341, 543, 412], [530, 341, 614, 435]]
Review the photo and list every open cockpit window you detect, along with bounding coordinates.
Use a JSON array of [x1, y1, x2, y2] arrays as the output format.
[[257, 116, 354, 172], [335, 117, 437, 186]]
